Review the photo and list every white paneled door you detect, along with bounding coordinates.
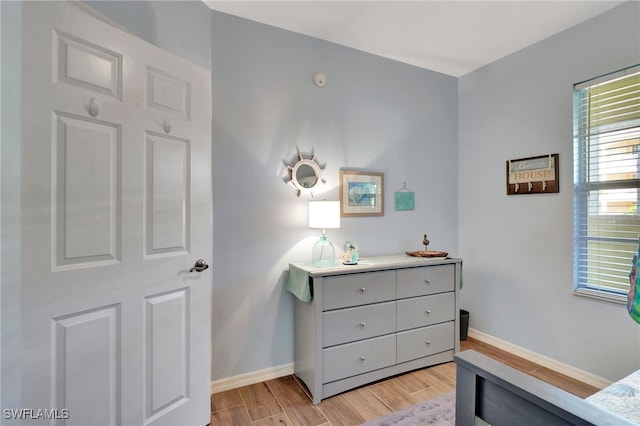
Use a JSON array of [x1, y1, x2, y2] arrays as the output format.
[[21, 2, 212, 425]]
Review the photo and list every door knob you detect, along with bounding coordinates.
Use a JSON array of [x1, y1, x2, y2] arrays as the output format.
[[190, 259, 209, 272]]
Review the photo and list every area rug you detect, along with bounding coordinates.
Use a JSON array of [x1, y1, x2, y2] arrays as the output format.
[[362, 391, 455, 426]]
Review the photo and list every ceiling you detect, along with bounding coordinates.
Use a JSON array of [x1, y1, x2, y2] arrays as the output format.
[[204, 1, 624, 77]]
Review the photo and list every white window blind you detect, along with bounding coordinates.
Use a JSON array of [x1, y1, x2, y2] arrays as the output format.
[[573, 65, 640, 300]]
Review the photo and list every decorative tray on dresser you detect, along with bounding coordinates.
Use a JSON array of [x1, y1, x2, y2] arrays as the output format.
[[287, 254, 463, 404]]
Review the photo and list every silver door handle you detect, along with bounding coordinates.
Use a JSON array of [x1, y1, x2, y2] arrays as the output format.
[[190, 259, 209, 273]]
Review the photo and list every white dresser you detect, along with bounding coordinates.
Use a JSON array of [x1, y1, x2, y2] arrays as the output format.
[[288, 255, 462, 404]]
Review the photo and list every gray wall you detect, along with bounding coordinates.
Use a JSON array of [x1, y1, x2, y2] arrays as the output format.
[[458, 1, 640, 381], [211, 11, 459, 380]]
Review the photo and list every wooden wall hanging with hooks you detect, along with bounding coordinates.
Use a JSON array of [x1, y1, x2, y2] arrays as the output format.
[[506, 153, 559, 195]]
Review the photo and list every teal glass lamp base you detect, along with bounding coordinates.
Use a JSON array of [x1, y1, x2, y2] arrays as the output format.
[[312, 234, 336, 266]]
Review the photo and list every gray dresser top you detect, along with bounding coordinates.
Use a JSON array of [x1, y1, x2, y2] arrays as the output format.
[[289, 254, 462, 277]]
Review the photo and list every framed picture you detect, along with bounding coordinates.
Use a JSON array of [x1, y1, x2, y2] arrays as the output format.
[[506, 153, 559, 195], [339, 169, 384, 216]]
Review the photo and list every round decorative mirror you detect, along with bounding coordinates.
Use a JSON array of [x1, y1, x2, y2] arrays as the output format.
[[283, 149, 326, 197], [293, 160, 320, 189]]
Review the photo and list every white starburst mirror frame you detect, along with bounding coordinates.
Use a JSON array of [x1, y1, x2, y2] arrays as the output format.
[[283, 148, 326, 197]]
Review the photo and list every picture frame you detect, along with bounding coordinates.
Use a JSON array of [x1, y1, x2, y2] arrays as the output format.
[[506, 153, 559, 195], [339, 169, 384, 216]]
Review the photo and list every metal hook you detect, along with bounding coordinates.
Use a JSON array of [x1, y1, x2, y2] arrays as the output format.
[[162, 117, 172, 134], [88, 97, 100, 118]]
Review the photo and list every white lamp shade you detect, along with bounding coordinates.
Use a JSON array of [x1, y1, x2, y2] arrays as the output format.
[[308, 200, 341, 229]]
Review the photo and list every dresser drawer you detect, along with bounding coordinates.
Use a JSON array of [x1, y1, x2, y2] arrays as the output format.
[[397, 322, 454, 364], [397, 265, 454, 298], [323, 270, 396, 311], [323, 301, 396, 347], [397, 292, 454, 331], [322, 334, 396, 383]]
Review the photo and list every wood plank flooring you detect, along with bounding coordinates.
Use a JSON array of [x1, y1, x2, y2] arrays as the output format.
[[210, 337, 600, 425]]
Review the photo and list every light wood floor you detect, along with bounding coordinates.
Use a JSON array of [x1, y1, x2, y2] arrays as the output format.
[[210, 337, 600, 425]]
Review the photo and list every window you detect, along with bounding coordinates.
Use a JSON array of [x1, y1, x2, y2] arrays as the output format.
[[573, 65, 640, 302]]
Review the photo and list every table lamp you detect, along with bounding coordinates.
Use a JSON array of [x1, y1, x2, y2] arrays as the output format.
[[308, 200, 340, 266]]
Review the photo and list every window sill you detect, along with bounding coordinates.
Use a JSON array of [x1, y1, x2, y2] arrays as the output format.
[[574, 288, 628, 305]]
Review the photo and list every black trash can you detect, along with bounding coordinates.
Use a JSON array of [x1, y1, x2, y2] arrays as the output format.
[[460, 309, 469, 340]]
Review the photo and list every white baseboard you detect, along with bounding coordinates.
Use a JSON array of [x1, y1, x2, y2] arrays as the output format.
[[210, 363, 294, 394], [468, 328, 611, 389], [210, 329, 612, 394]]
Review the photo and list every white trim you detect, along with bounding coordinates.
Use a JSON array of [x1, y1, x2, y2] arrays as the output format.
[[210, 331, 614, 394], [210, 363, 294, 394], [468, 328, 612, 389], [574, 287, 627, 305]]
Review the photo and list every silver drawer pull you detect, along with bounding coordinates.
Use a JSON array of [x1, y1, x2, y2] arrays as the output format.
[[359, 322, 366, 327], [426, 340, 432, 345], [359, 287, 366, 292], [360, 356, 366, 362], [425, 309, 431, 314], [424, 279, 431, 284]]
